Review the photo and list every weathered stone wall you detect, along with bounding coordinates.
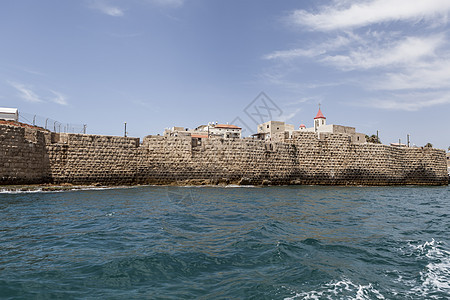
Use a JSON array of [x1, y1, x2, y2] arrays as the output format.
[[47, 133, 140, 185], [0, 125, 50, 184], [0, 124, 448, 186]]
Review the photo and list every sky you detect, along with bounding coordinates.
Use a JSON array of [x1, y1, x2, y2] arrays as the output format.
[[1, 0, 449, 150]]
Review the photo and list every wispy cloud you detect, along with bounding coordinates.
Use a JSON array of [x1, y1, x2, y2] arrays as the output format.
[[264, 0, 450, 111], [8, 81, 43, 103], [321, 34, 444, 70], [362, 91, 450, 111], [107, 32, 143, 38], [50, 90, 69, 106], [278, 108, 302, 123], [149, 0, 185, 8], [86, 0, 185, 17], [264, 35, 352, 60], [291, 0, 450, 31], [88, 0, 124, 17], [372, 59, 450, 91], [8, 81, 69, 106]]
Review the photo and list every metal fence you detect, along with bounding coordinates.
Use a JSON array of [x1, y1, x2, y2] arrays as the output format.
[[18, 112, 87, 134]]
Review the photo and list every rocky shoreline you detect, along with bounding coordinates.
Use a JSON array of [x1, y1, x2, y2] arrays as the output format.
[[0, 180, 254, 193]]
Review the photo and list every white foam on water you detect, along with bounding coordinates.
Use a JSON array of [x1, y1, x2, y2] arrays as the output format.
[[0, 186, 133, 194], [224, 184, 257, 188], [409, 239, 450, 297], [168, 184, 257, 188], [284, 278, 385, 300], [0, 188, 44, 194]]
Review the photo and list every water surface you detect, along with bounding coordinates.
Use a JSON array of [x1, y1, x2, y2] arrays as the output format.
[[0, 185, 449, 299]]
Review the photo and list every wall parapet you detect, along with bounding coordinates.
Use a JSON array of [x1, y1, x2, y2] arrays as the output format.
[[0, 123, 448, 186]]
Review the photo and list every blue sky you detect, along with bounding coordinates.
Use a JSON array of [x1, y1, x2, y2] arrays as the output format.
[[1, 0, 449, 149]]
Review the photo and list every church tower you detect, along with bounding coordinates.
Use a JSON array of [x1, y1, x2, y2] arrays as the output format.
[[314, 106, 326, 132]]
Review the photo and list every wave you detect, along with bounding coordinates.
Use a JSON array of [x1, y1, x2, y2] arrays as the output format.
[[409, 239, 450, 297], [0, 186, 122, 194], [284, 278, 386, 299]]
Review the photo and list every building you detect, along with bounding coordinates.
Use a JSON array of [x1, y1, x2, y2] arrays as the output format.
[[298, 108, 366, 144], [163, 126, 191, 137], [209, 124, 241, 139], [256, 107, 366, 144], [0, 108, 18, 122], [256, 121, 295, 140], [164, 122, 242, 139], [390, 142, 407, 147]]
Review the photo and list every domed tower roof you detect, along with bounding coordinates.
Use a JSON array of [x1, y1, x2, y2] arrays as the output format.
[[299, 124, 306, 128], [314, 108, 326, 119]]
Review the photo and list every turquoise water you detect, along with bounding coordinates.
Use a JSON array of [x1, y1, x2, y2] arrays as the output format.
[[0, 185, 449, 299]]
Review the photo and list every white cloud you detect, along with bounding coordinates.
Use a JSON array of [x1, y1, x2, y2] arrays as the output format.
[[8, 81, 69, 106], [50, 90, 69, 106], [149, 0, 184, 8], [291, 0, 450, 31], [264, 0, 450, 112], [364, 91, 450, 111], [264, 35, 351, 60], [8, 81, 43, 103], [321, 35, 444, 70], [372, 59, 450, 91], [87, 0, 185, 16], [88, 0, 124, 17], [278, 108, 302, 122]]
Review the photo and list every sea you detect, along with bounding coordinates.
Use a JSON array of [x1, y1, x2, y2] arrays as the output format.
[[0, 185, 449, 299]]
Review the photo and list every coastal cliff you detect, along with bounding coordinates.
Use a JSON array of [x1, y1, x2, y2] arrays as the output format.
[[1, 124, 448, 186]]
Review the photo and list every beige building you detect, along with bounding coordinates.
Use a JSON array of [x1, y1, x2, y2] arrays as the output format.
[[298, 108, 366, 144], [164, 123, 242, 139], [164, 126, 191, 137], [257, 107, 366, 144], [256, 121, 295, 140]]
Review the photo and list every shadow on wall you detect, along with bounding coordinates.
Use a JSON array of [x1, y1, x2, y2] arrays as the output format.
[[0, 125, 51, 185]]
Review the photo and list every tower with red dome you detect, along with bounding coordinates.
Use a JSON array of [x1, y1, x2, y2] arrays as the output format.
[[314, 106, 326, 132]]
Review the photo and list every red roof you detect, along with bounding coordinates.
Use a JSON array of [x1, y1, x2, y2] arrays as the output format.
[[0, 119, 48, 131], [314, 108, 326, 119], [191, 134, 209, 138], [214, 124, 242, 129], [299, 124, 306, 128]]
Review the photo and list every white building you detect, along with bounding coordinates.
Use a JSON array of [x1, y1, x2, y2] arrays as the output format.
[[0, 108, 18, 122], [164, 122, 242, 139], [257, 107, 366, 144], [297, 108, 367, 144], [209, 124, 242, 139]]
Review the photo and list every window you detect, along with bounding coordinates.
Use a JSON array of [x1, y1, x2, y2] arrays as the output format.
[[322, 120, 324, 125], [267, 124, 269, 128]]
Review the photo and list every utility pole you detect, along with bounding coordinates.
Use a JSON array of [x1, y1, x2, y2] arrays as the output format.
[[407, 134, 410, 147], [124, 122, 127, 137], [376, 130, 379, 142], [83, 124, 87, 134]]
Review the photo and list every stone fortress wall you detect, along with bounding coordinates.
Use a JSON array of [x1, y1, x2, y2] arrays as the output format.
[[0, 124, 50, 184], [0, 123, 448, 186]]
